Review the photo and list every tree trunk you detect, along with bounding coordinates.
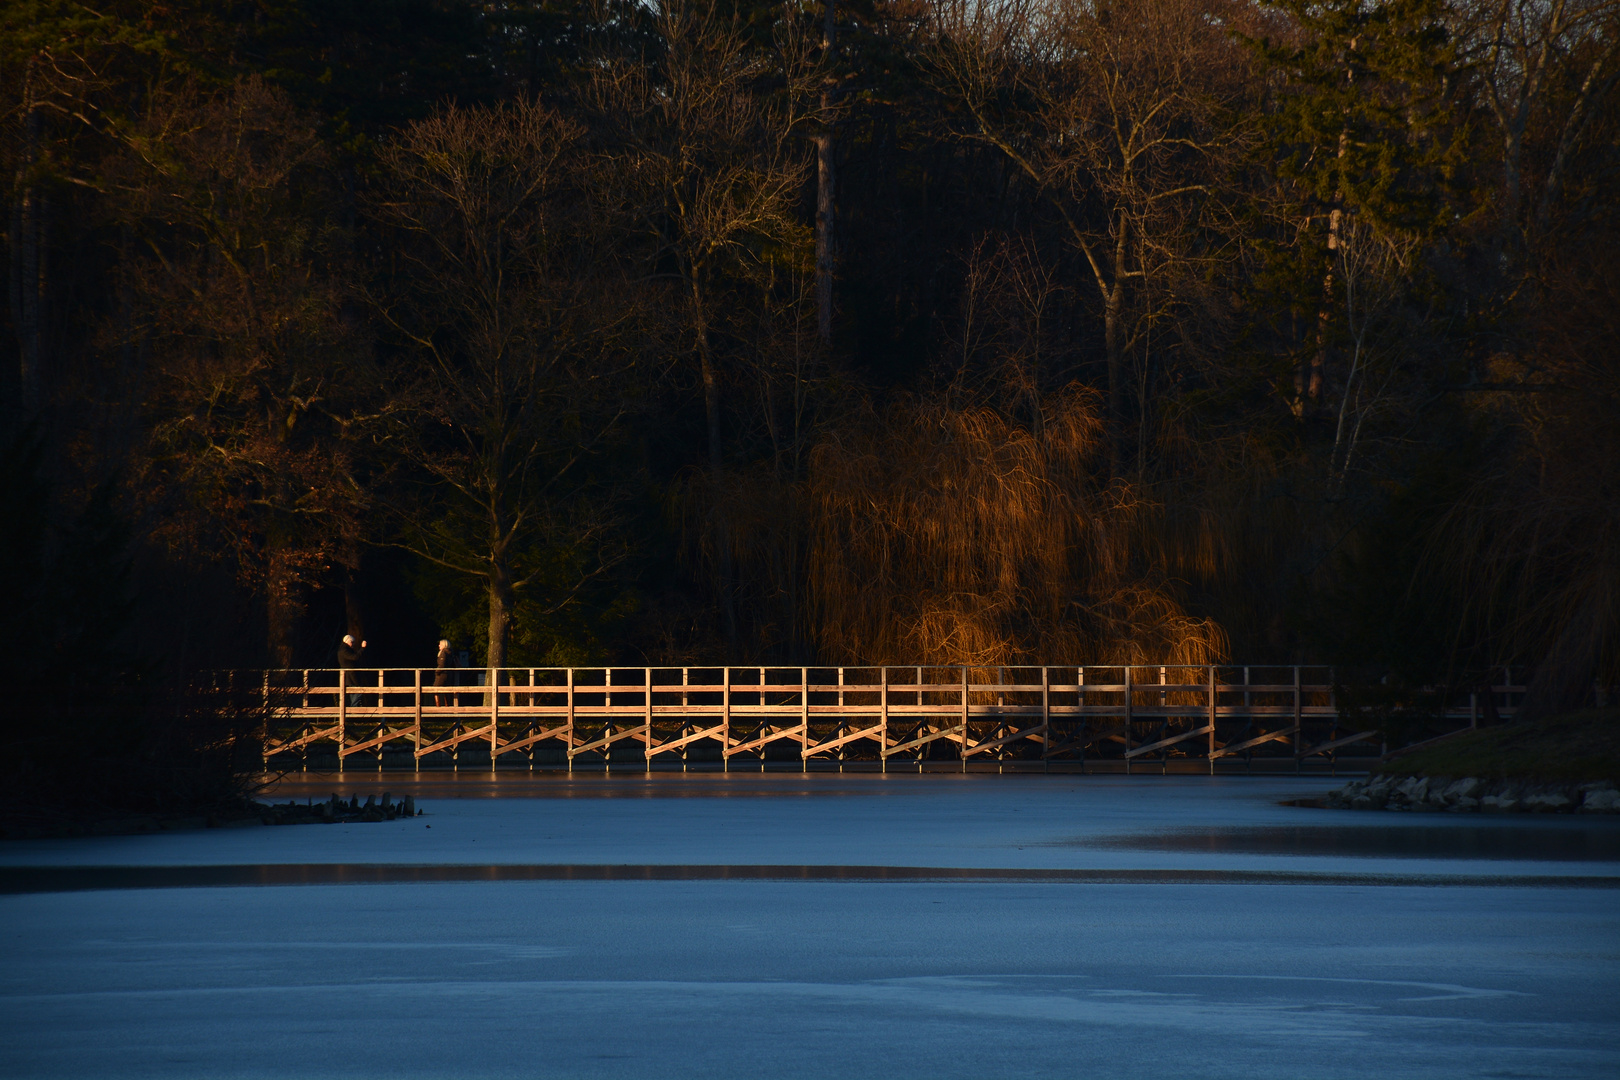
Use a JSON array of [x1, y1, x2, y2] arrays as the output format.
[[1306, 213, 1336, 416], [266, 544, 301, 670], [1103, 274, 1125, 479], [487, 560, 512, 671], [815, 0, 837, 344]]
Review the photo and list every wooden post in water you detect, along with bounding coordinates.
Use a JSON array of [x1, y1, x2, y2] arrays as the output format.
[[1123, 665, 1133, 776], [338, 669, 347, 773], [490, 667, 499, 772], [1207, 664, 1216, 774], [1041, 666, 1051, 773], [960, 665, 969, 774], [1292, 665, 1303, 773]]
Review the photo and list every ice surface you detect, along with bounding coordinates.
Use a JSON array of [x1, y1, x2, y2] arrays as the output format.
[[4, 775, 1618, 877], [1, 776, 1616, 1079]]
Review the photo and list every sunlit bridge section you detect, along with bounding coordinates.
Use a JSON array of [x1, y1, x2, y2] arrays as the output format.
[[243, 664, 1526, 774]]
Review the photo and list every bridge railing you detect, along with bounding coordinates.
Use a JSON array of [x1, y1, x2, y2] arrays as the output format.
[[239, 664, 1525, 773]]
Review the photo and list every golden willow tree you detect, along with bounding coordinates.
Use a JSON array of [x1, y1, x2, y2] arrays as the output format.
[[802, 386, 1226, 667]]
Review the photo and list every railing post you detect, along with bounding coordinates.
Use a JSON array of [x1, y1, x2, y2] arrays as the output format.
[[414, 668, 422, 772], [840, 667, 849, 771], [645, 667, 654, 773], [879, 666, 889, 774], [566, 667, 575, 773], [801, 666, 809, 772], [337, 668, 347, 772], [261, 670, 271, 771], [1123, 665, 1133, 775], [722, 666, 731, 773], [1293, 665, 1303, 772], [1078, 666, 1086, 774], [1041, 666, 1051, 772], [961, 665, 969, 774], [1208, 664, 1216, 775], [490, 667, 499, 772]]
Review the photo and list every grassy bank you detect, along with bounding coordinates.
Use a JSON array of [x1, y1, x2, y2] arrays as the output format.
[[1376, 709, 1620, 782]]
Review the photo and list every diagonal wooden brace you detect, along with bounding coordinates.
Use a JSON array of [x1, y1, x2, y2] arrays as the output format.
[[1300, 729, 1379, 758], [339, 726, 419, 757], [645, 724, 727, 757], [803, 724, 885, 757], [1123, 724, 1214, 759], [496, 724, 573, 756], [726, 725, 807, 757], [963, 723, 1049, 758], [883, 724, 966, 757], [416, 724, 494, 757], [570, 725, 650, 757], [1208, 727, 1294, 759], [266, 724, 342, 753]]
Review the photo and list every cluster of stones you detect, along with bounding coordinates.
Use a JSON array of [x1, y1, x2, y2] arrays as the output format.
[[1325, 775, 1620, 813], [256, 793, 420, 825]]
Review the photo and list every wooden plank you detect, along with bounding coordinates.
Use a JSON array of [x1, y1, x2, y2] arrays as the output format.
[[1123, 724, 1214, 759], [648, 723, 727, 757], [884, 724, 966, 757], [1300, 730, 1380, 757], [264, 724, 342, 753], [571, 725, 651, 757], [496, 724, 574, 756], [1208, 728, 1294, 759], [339, 726, 420, 756], [963, 724, 1049, 758], [1045, 730, 1130, 755], [725, 725, 807, 757], [803, 724, 885, 757], [415, 723, 496, 757]]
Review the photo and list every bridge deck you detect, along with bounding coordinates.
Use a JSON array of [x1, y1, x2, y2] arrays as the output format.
[[241, 665, 1524, 772]]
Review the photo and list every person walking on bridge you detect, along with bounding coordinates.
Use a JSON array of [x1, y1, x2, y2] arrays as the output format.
[[433, 639, 453, 707], [338, 633, 369, 707]]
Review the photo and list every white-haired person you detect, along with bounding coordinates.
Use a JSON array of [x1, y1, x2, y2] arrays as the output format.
[[337, 633, 370, 707]]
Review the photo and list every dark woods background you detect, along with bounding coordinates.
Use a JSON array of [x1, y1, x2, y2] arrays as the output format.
[[2, 0, 1616, 803]]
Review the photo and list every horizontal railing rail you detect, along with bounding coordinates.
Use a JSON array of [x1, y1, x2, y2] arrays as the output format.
[[237, 664, 1525, 773]]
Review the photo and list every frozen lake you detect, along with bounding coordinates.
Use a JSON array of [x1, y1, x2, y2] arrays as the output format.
[[2, 775, 1617, 1078]]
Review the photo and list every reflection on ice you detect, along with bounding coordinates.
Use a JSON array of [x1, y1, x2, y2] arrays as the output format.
[[1077, 823, 1620, 861]]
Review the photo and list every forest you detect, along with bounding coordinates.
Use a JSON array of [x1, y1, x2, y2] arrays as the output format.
[[1, 0, 1616, 796]]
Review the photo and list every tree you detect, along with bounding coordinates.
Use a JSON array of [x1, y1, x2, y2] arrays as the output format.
[[927, 0, 1257, 476], [1459, 0, 1620, 248], [583, 0, 818, 655], [107, 77, 368, 667], [368, 100, 640, 669]]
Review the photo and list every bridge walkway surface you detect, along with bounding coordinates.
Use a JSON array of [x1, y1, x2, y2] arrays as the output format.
[[242, 663, 1526, 774]]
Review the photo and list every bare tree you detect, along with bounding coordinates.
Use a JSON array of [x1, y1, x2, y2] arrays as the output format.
[[584, 0, 817, 655], [1461, 0, 1620, 244], [926, 0, 1254, 476], [106, 78, 366, 667], [368, 101, 639, 669]]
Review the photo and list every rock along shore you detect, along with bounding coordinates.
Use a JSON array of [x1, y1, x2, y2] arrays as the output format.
[[1324, 775, 1620, 813]]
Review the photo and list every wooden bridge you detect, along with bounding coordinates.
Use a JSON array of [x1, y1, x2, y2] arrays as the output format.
[[250, 665, 1524, 774]]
